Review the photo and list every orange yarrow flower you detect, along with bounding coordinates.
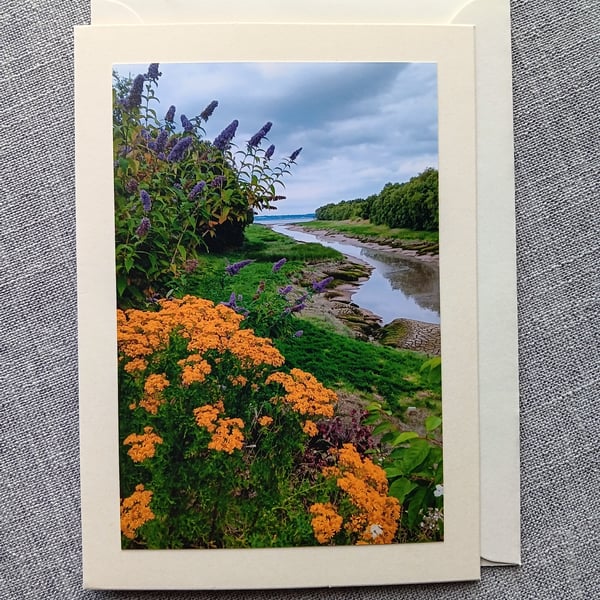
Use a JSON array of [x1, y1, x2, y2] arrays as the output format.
[[302, 420, 319, 437], [120, 484, 155, 540], [319, 443, 401, 545], [208, 418, 245, 454], [309, 503, 344, 544], [123, 426, 163, 462], [265, 368, 337, 417], [193, 401, 224, 433]]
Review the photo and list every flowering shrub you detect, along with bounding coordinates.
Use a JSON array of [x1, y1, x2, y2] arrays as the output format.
[[118, 295, 333, 547], [113, 64, 303, 306], [117, 295, 407, 548]]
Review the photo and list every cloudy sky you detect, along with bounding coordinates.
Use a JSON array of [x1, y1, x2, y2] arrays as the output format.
[[115, 62, 438, 215]]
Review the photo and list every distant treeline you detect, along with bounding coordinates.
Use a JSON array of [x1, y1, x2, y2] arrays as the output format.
[[315, 168, 439, 231]]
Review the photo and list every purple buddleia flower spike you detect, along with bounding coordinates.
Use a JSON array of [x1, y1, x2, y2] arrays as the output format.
[[200, 100, 218, 121], [265, 144, 275, 160], [278, 285, 293, 296], [213, 119, 239, 151], [135, 217, 151, 237], [272, 258, 287, 273], [155, 129, 169, 153], [181, 114, 194, 132], [140, 190, 152, 212], [123, 74, 144, 109], [312, 276, 334, 293], [165, 105, 176, 123], [140, 129, 151, 141], [125, 178, 138, 194], [248, 121, 273, 147], [225, 259, 254, 276], [221, 291, 238, 309], [167, 136, 193, 162], [146, 63, 162, 81], [289, 147, 303, 162], [210, 175, 226, 188], [188, 181, 206, 200]]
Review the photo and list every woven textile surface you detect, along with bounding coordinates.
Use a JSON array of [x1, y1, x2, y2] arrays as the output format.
[[1, 1, 598, 598]]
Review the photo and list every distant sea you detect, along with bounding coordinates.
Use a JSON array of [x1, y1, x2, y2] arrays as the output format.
[[254, 213, 315, 225]]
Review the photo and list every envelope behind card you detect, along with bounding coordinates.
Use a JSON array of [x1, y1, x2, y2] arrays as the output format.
[[89, 0, 520, 569]]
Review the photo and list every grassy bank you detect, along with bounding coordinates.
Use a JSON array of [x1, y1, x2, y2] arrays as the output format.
[[177, 224, 439, 420], [297, 219, 439, 252]]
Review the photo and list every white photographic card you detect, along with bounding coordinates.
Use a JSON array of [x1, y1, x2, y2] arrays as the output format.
[[76, 22, 481, 589]]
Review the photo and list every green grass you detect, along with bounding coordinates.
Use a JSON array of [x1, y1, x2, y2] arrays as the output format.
[[243, 224, 343, 262], [298, 219, 439, 245], [181, 224, 342, 304], [275, 319, 441, 418]]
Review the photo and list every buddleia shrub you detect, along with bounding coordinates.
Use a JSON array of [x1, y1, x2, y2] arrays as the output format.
[[112, 63, 302, 306]]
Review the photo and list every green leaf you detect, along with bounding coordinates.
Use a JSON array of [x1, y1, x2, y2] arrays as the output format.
[[372, 422, 394, 436], [407, 486, 429, 529], [425, 416, 442, 432], [390, 438, 431, 474], [116, 274, 127, 298], [391, 431, 420, 446], [388, 478, 418, 504]]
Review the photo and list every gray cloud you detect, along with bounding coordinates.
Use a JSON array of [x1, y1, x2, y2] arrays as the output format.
[[115, 62, 438, 214]]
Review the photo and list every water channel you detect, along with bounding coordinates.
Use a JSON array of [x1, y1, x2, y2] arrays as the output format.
[[272, 225, 440, 326]]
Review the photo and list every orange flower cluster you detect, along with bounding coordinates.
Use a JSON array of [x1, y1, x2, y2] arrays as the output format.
[[314, 443, 401, 545], [193, 400, 224, 432], [265, 368, 337, 417], [123, 426, 164, 462], [302, 420, 319, 437], [208, 418, 245, 454], [117, 296, 285, 397], [309, 503, 344, 544], [129, 373, 170, 414], [120, 484, 155, 539], [180, 359, 212, 386], [258, 415, 273, 427], [194, 401, 245, 454]]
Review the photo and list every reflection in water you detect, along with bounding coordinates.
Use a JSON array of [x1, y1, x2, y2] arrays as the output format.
[[272, 225, 440, 325]]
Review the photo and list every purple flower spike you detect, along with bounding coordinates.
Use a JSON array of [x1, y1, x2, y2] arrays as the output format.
[[125, 178, 138, 194], [140, 190, 152, 212], [289, 147, 303, 162], [188, 181, 206, 200], [213, 119, 239, 151], [181, 114, 194, 132], [278, 285, 293, 296], [284, 302, 306, 315], [135, 216, 151, 237], [248, 121, 273, 147], [123, 74, 145, 109], [146, 63, 162, 81], [165, 105, 176, 123], [210, 175, 226, 188], [265, 144, 275, 160], [155, 129, 169, 153], [293, 330, 304, 338], [312, 276, 334, 293], [225, 259, 254, 276], [272, 258, 287, 273], [200, 100, 218, 121], [167, 136, 193, 162]]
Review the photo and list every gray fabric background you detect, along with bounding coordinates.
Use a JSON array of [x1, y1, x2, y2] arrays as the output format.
[[1, 0, 598, 597]]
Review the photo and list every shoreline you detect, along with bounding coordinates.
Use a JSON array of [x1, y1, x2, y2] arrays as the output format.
[[261, 221, 440, 355], [284, 223, 439, 265]]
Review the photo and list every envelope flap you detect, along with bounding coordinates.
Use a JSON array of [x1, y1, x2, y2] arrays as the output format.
[[91, 0, 469, 25]]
